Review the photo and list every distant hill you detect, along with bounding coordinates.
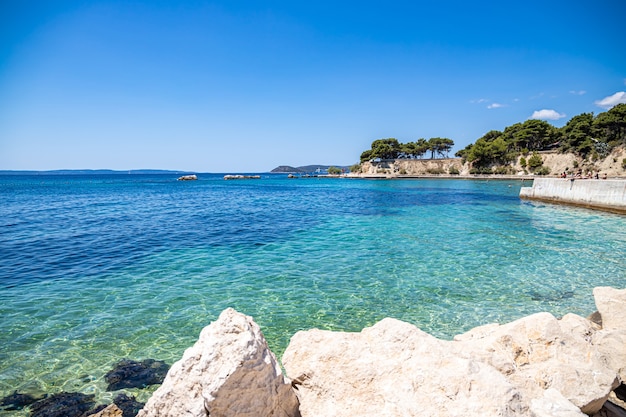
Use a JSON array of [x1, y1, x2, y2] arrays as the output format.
[[271, 165, 349, 173]]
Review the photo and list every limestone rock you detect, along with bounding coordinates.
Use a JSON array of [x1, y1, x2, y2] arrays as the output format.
[[593, 330, 626, 384], [87, 404, 123, 417], [453, 312, 618, 414], [529, 389, 586, 417], [594, 287, 626, 331], [282, 318, 528, 417], [137, 308, 299, 417]]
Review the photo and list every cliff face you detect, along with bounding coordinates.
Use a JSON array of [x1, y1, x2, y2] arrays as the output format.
[[357, 147, 626, 178], [359, 158, 465, 176]]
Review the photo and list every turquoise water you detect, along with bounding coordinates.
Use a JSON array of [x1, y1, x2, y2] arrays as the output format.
[[1, 174, 625, 413]]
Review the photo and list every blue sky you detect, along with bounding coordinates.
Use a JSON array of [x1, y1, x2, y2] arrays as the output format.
[[1, 0, 625, 172]]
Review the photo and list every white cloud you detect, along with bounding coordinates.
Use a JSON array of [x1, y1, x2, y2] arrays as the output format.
[[470, 98, 488, 104], [530, 109, 566, 120], [569, 90, 586, 95], [487, 103, 505, 109], [594, 91, 626, 109]]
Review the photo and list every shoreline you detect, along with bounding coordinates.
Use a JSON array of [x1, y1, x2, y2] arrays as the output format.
[[343, 173, 537, 180]]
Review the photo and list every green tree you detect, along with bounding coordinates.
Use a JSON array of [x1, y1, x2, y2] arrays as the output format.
[[559, 113, 594, 156], [527, 152, 544, 170], [363, 138, 401, 161], [593, 103, 626, 147], [401, 138, 429, 159], [510, 120, 557, 151], [428, 137, 454, 159], [463, 131, 511, 167], [327, 166, 342, 175], [360, 149, 373, 163]]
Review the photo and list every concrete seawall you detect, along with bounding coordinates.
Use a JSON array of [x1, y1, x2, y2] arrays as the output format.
[[520, 177, 626, 214]]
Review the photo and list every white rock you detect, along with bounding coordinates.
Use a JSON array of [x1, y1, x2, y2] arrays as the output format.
[[453, 312, 618, 414], [529, 388, 586, 417], [137, 308, 299, 417], [593, 329, 626, 384], [283, 318, 528, 417], [594, 287, 626, 331]]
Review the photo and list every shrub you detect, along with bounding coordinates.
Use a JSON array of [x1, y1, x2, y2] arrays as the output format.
[[349, 164, 362, 173], [399, 168, 407, 175], [469, 167, 493, 175], [426, 168, 445, 175], [535, 166, 551, 175], [448, 166, 460, 175], [519, 157, 527, 168], [527, 152, 543, 169], [494, 165, 513, 175], [327, 166, 342, 175], [622, 158, 626, 170]]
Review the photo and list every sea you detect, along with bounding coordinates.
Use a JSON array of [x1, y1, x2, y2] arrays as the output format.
[[1, 173, 625, 414]]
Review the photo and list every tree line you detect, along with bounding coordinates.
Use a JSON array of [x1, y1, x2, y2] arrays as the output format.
[[360, 137, 455, 163], [456, 103, 626, 169]]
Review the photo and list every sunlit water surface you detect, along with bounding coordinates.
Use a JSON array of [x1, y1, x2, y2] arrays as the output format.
[[1, 174, 624, 414]]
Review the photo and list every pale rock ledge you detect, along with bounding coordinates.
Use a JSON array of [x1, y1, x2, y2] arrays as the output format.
[[136, 308, 299, 417], [137, 287, 626, 417]]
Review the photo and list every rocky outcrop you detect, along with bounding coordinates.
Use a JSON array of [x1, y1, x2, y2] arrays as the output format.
[[453, 312, 617, 414], [137, 308, 299, 417], [359, 158, 465, 176], [594, 287, 626, 331], [282, 287, 626, 417], [282, 318, 528, 416], [134, 287, 626, 417]]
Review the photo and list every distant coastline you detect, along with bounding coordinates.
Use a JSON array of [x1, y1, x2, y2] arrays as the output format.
[[0, 169, 194, 175]]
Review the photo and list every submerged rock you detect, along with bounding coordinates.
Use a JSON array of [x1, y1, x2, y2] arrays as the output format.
[[28, 392, 95, 417], [111, 393, 144, 417], [104, 359, 169, 391], [137, 308, 299, 417], [86, 404, 123, 417], [84, 394, 143, 417], [0, 391, 44, 410]]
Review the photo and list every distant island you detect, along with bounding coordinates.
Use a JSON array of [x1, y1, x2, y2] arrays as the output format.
[[271, 165, 349, 173]]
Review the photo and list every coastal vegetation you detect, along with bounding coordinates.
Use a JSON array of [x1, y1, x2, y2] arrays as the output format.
[[456, 104, 626, 173], [359, 137, 455, 163], [327, 166, 342, 175], [357, 104, 626, 176]]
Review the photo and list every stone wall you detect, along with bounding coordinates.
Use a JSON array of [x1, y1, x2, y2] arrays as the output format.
[[520, 178, 626, 214]]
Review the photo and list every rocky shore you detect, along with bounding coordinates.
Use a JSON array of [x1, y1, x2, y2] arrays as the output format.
[[107, 286, 626, 417]]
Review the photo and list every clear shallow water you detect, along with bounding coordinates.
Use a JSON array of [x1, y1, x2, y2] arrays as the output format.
[[1, 174, 625, 413]]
